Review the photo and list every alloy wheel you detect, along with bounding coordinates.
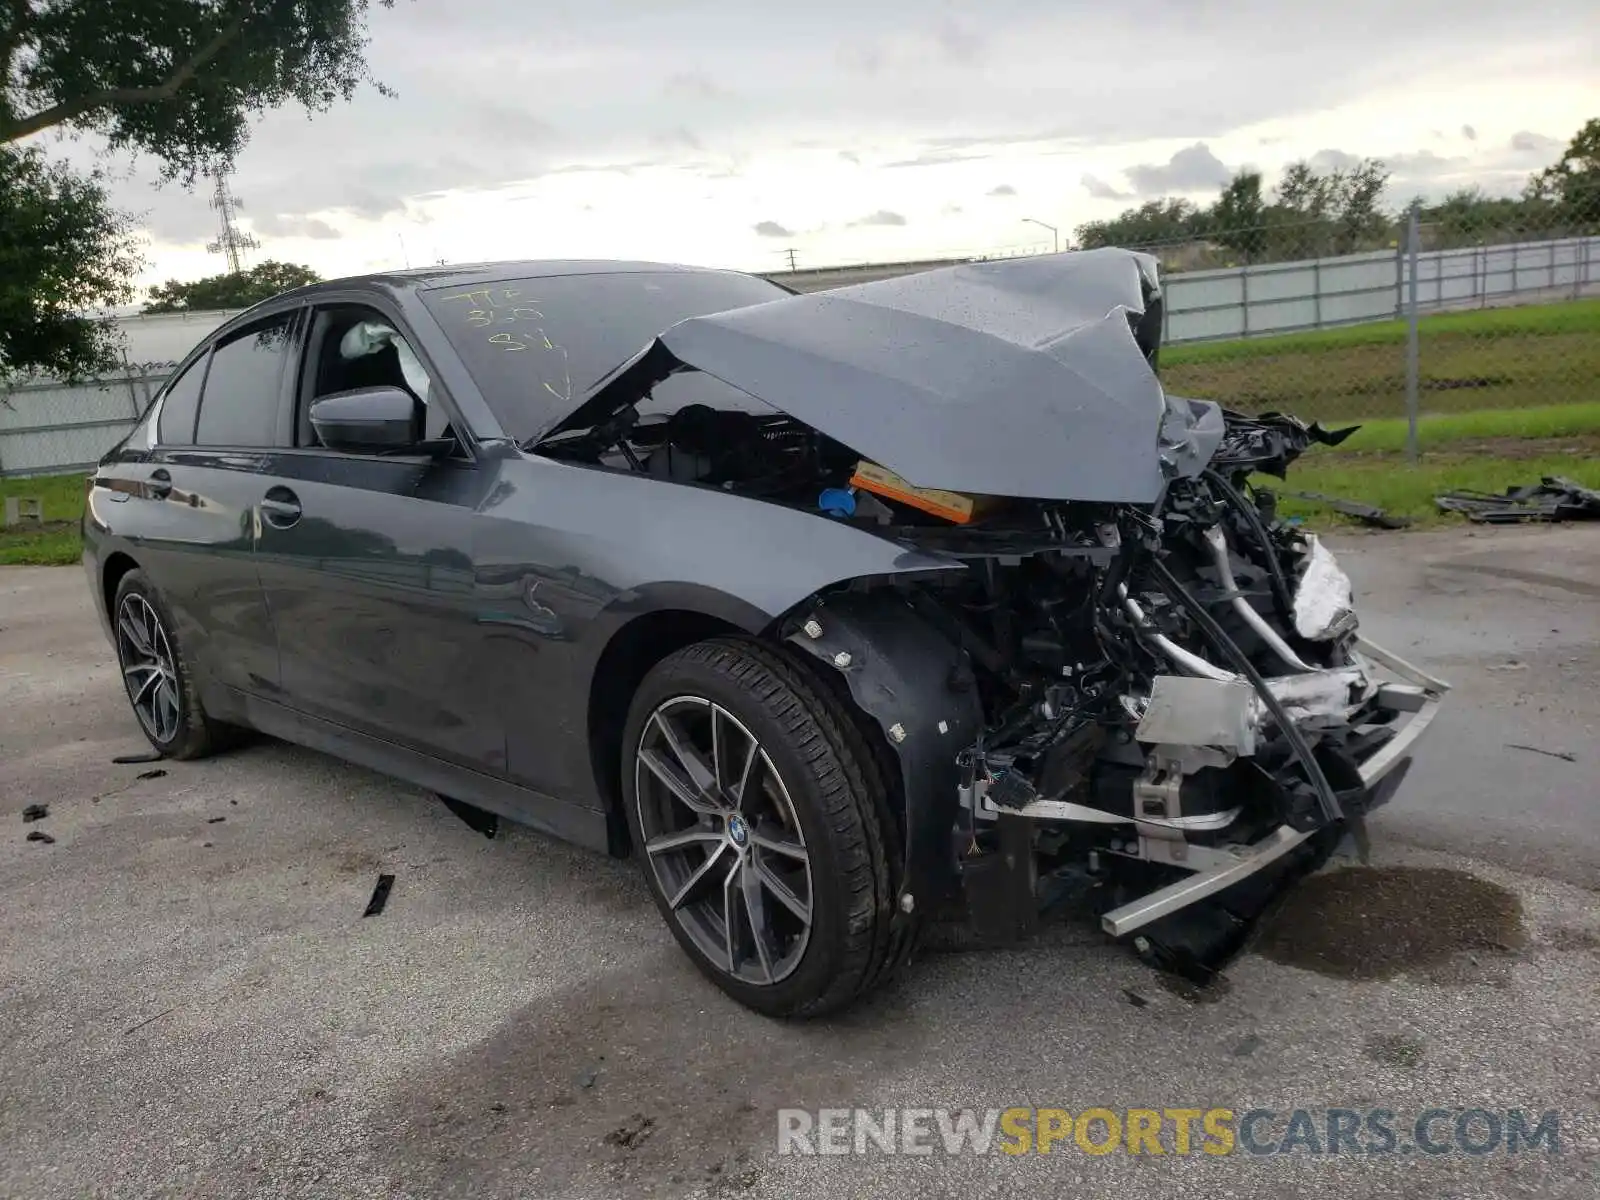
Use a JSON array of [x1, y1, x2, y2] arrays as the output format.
[[116, 593, 181, 745], [634, 696, 814, 985]]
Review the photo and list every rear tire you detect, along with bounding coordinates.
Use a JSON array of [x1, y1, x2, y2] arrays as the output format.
[[111, 569, 230, 761], [621, 637, 908, 1017]]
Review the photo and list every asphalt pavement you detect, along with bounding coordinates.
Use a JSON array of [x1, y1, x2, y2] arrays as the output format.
[[1, 526, 1596, 1199]]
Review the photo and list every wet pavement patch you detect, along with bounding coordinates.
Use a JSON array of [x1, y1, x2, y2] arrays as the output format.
[[364, 947, 931, 1197], [1253, 866, 1524, 981], [1365, 1030, 1426, 1068]]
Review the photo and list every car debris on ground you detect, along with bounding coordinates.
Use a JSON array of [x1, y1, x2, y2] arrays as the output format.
[[362, 873, 396, 917], [22, 803, 48, 822], [1279, 489, 1412, 529], [1504, 743, 1577, 763], [111, 750, 164, 765], [1435, 476, 1600, 524]]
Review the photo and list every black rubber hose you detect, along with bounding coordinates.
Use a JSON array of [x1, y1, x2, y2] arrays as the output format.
[[1204, 468, 1293, 620], [1147, 555, 1342, 825]]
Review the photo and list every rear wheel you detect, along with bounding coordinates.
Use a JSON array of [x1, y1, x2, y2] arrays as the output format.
[[622, 638, 907, 1017], [112, 569, 228, 760]]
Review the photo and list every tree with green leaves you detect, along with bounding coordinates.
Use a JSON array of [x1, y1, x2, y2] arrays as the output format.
[[145, 260, 323, 312], [1525, 117, 1600, 230], [0, 0, 398, 381], [1210, 171, 1267, 260], [1270, 157, 1392, 256], [1074, 198, 1207, 251], [1, 147, 141, 380]]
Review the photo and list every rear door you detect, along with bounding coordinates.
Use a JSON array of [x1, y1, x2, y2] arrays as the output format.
[[251, 298, 510, 772], [116, 311, 301, 702]]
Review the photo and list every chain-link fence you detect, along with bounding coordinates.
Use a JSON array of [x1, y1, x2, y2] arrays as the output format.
[[0, 359, 168, 478], [1136, 200, 1600, 453]]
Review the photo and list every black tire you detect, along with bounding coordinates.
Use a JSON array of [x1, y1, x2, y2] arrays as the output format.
[[621, 637, 909, 1017], [111, 568, 230, 761]]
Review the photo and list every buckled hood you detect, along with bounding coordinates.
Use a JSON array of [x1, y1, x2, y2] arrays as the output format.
[[550, 247, 1225, 504]]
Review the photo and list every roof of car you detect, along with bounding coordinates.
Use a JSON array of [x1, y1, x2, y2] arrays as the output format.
[[275, 259, 756, 305]]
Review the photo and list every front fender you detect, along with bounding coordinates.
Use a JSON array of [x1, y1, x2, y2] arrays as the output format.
[[782, 590, 983, 923]]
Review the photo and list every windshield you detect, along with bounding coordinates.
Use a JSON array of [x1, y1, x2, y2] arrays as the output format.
[[419, 269, 790, 442]]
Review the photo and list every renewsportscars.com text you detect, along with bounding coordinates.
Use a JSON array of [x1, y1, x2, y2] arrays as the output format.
[[777, 1107, 1563, 1157]]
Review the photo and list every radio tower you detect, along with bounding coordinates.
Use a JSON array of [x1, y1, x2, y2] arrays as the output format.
[[206, 170, 259, 274]]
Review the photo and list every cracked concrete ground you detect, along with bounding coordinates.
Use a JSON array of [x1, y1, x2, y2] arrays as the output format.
[[1, 525, 1596, 1199]]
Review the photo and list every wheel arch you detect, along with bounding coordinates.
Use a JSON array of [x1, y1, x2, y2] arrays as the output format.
[[587, 606, 749, 856], [776, 589, 985, 915], [102, 550, 141, 618]]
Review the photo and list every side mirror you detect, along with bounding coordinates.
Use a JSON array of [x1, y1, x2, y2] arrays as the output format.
[[309, 386, 424, 453]]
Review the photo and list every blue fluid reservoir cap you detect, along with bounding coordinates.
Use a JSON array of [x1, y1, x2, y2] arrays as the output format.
[[818, 487, 857, 518]]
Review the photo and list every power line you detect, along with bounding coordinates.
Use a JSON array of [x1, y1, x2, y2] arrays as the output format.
[[781, 247, 798, 270], [205, 170, 259, 274]]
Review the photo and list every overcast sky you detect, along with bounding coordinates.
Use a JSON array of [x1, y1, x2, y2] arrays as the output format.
[[42, 0, 1600, 290]]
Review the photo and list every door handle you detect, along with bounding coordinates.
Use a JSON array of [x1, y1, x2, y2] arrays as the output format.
[[260, 485, 302, 529], [147, 468, 172, 500]]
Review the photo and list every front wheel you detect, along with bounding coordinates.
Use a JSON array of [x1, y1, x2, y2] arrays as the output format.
[[621, 638, 908, 1017]]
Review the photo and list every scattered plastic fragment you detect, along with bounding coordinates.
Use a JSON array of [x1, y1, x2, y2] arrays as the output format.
[[122, 1007, 175, 1036], [1505, 743, 1577, 763], [362, 873, 396, 917], [1281, 489, 1411, 529], [1436, 477, 1600, 524], [26, 830, 54, 844], [136, 769, 167, 781], [21, 804, 47, 823]]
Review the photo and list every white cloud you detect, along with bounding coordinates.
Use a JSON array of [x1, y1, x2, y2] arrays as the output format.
[[1124, 143, 1233, 195], [1510, 130, 1563, 156], [30, 0, 1589, 283], [1081, 174, 1132, 200], [849, 209, 908, 227]]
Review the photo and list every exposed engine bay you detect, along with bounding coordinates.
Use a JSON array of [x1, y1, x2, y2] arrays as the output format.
[[532, 251, 1447, 981]]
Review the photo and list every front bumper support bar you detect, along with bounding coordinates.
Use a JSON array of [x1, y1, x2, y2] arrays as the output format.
[[1098, 634, 1449, 938]]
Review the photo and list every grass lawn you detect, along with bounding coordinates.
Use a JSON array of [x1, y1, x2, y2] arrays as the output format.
[[1265, 442, 1600, 528], [1162, 297, 1600, 423], [1328, 400, 1600, 452], [0, 472, 86, 566]]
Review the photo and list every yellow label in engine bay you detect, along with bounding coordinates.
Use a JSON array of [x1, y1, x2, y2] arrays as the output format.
[[849, 460, 996, 524]]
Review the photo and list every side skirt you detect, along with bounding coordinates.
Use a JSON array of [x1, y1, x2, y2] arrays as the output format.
[[216, 687, 612, 854]]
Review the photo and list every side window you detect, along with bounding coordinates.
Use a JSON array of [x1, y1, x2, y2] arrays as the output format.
[[194, 314, 296, 447], [155, 356, 207, 446], [303, 307, 451, 445]]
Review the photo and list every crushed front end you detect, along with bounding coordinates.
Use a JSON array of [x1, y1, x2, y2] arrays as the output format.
[[545, 245, 1448, 977], [786, 412, 1448, 978]]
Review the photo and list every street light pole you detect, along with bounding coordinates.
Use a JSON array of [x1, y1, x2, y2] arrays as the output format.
[[1023, 218, 1059, 253]]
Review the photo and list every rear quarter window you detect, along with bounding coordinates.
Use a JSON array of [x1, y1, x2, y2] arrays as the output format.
[[155, 356, 206, 445]]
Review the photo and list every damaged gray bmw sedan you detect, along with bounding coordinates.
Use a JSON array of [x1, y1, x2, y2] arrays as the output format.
[[83, 249, 1446, 1015]]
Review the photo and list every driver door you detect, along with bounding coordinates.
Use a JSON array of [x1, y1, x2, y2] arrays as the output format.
[[252, 300, 509, 772]]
